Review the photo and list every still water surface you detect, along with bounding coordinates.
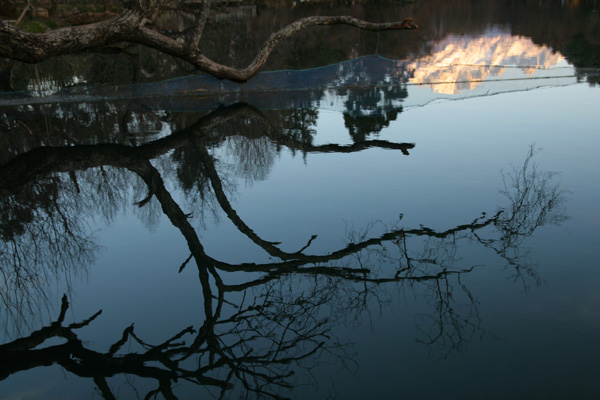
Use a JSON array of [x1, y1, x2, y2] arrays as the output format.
[[1, 1, 599, 399]]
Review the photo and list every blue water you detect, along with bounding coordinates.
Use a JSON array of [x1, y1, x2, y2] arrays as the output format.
[[1, 29, 599, 400]]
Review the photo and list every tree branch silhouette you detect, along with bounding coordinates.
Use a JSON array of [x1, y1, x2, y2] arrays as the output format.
[[0, 102, 568, 396]]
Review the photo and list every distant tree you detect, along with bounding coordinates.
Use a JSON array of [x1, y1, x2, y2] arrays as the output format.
[[0, 0, 417, 82]]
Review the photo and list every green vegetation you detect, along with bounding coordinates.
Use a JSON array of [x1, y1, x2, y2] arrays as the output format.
[[20, 17, 63, 33], [22, 20, 50, 33], [45, 19, 59, 29]]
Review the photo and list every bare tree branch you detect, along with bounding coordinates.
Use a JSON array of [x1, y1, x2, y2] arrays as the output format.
[[0, 5, 417, 82], [187, 0, 212, 51]]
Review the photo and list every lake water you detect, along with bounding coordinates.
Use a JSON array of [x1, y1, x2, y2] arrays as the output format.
[[1, 1, 599, 399]]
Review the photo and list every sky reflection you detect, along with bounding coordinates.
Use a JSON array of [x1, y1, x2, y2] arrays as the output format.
[[407, 28, 566, 94]]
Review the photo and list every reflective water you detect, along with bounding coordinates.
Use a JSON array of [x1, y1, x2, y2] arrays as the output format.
[[1, 1, 600, 399]]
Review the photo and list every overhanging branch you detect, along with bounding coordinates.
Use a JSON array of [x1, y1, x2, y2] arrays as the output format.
[[0, 7, 417, 82]]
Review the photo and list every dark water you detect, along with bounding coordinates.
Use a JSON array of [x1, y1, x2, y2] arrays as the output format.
[[1, 1, 600, 399]]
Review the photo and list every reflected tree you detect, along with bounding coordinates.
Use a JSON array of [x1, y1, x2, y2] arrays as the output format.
[[280, 108, 319, 149], [0, 103, 567, 397], [0, 99, 179, 164], [0, 174, 101, 336], [344, 107, 402, 143], [342, 85, 407, 142], [0, 284, 350, 399], [473, 145, 568, 288], [0, 101, 414, 326]]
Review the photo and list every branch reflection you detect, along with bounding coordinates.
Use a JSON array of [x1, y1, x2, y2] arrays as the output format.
[[0, 103, 566, 398]]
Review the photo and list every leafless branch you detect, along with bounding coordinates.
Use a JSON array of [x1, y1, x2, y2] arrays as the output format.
[[0, 4, 417, 82]]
